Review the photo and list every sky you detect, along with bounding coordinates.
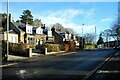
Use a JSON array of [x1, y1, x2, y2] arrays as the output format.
[[1, 2, 118, 37]]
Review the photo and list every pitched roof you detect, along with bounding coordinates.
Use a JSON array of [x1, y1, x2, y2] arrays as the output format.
[[33, 27, 39, 30], [4, 30, 17, 34]]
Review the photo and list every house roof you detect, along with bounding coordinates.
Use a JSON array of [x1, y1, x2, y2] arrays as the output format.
[[12, 22, 25, 32], [43, 29, 48, 35], [32, 27, 39, 30], [55, 31, 66, 38], [4, 30, 18, 34], [18, 24, 26, 32]]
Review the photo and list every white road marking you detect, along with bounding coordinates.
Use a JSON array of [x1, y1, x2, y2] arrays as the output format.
[[97, 70, 120, 73]]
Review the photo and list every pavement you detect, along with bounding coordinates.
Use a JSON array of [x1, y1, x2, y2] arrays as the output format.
[[1, 50, 77, 67], [89, 51, 120, 80]]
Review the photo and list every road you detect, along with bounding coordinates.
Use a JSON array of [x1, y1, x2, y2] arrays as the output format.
[[2, 49, 117, 80], [89, 51, 120, 80]]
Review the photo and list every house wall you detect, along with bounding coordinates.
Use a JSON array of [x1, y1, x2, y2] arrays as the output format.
[[36, 27, 43, 34], [3, 33, 18, 43], [35, 34, 46, 45], [26, 24, 33, 34], [25, 34, 46, 45], [19, 31, 25, 43], [25, 34, 36, 44]]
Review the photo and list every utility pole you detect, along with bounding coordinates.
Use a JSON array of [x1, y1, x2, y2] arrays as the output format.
[[95, 26, 96, 44], [6, 0, 9, 61], [82, 24, 84, 49]]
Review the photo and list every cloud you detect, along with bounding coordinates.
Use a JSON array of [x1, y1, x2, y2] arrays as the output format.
[[48, 9, 84, 20], [101, 18, 113, 22], [34, 9, 96, 35], [84, 8, 95, 18], [35, 9, 84, 26], [74, 25, 96, 35]]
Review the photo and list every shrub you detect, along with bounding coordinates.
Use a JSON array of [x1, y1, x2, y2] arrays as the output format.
[[2, 40, 35, 57], [28, 43, 36, 49], [64, 40, 76, 52], [9, 43, 29, 56], [64, 43, 69, 52], [59, 44, 64, 51], [84, 44, 96, 49], [68, 40, 76, 51]]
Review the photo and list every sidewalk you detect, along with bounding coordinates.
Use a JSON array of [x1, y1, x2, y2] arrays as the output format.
[[90, 51, 120, 80], [1, 51, 77, 67], [1, 53, 44, 67]]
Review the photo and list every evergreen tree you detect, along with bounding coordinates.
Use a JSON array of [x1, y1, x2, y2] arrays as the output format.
[[97, 33, 104, 45], [0, 13, 7, 30], [20, 10, 33, 25]]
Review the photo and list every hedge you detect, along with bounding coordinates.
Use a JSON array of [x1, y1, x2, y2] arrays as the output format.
[[9, 43, 28, 56], [2, 40, 35, 57], [42, 40, 76, 52], [42, 43, 64, 52], [84, 44, 96, 49]]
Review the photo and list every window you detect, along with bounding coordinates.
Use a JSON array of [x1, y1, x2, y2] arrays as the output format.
[[10, 37, 13, 42], [15, 37, 17, 43], [10, 36, 17, 43]]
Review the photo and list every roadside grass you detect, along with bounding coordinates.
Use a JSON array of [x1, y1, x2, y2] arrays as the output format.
[[0, 46, 2, 50], [0, 27, 3, 32]]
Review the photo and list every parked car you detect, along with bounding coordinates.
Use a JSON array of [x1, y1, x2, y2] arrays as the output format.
[[113, 45, 120, 50]]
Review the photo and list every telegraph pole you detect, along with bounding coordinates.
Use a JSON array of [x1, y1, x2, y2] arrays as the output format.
[[6, 0, 9, 61], [95, 26, 96, 44], [82, 24, 84, 49]]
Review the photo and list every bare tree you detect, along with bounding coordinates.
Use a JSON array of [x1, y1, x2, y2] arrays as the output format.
[[53, 23, 65, 31], [102, 29, 113, 42], [110, 2, 120, 41], [33, 19, 42, 27], [83, 33, 96, 44], [111, 23, 120, 41], [65, 28, 76, 34]]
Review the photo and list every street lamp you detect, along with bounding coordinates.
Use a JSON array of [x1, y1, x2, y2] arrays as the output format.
[[82, 24, 84, 49], [6, 0, 9, 61]]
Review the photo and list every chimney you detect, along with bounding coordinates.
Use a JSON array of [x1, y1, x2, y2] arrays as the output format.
[[41, 24, 45, 29], [51, 27, 55, 31]]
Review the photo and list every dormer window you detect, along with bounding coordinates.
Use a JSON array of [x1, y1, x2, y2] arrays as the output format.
[[36, 27, 43, 34], [26, 25, 33, 34]]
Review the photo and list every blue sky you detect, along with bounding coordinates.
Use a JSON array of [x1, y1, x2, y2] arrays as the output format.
[[2, 2, 118, 36]]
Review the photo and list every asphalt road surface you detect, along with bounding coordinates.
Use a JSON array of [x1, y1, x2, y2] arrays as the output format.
[[2, 49, 117, 80]]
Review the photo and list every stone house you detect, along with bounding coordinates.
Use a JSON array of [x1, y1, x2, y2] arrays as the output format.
[[3, 30, 18, 43], [3, 22, 24, 43], [51, 27, 77, 44], [3, 21, 47, 47], [18, 24, 47, 46]]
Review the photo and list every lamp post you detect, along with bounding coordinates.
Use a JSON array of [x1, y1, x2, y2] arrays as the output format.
[[95, 26, 97, 44], [6, 0, 9, 61], [82, 24, 84, 49]]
